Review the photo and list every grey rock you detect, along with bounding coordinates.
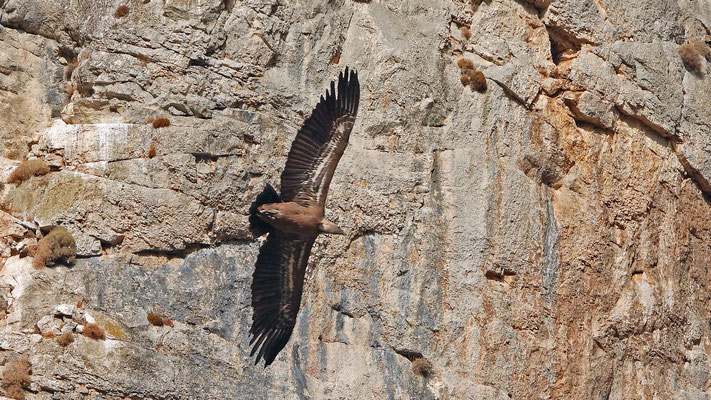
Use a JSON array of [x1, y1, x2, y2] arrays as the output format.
[[36, 315, 62, 335], [52, 304, 76, 318], [0, 0, 710, 398]]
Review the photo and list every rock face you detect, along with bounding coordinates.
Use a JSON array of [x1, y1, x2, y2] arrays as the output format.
[[1, 0, 710, 398]]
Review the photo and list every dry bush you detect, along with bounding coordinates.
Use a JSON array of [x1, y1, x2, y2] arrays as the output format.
[[7, 159, 50, 184], [152, 117, 171, 128], [83, 323, 105, 340], [148, 145, 157, 158], [457, 58, 474, 70], [679, 43, 703, 72], [1, 358, 31, 400], [5, 385, 25, 400], [692, 40, 711, 60], [469, 70, 487, 92], [147, 313, 164, 327], [56, 332, 74, 347], [460, 26, 472, 39], [147, 313, 174, 327], [64, 59, 78, 80], [33, 227, 76, 269], [114, 5, 129, 18], [32, 242, 50, 269], [457, 58, 487, 92], [412, 358, 433, 378]]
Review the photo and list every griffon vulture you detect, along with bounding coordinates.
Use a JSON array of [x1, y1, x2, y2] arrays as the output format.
[[248, 67, 360, 366]]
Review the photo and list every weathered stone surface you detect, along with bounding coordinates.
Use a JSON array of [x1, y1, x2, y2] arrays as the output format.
[[1, 0, 710, 399], [0, 26, 62, 162]]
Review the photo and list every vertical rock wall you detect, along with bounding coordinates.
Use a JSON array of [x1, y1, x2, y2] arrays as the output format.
[[1, 0, 710, 398]]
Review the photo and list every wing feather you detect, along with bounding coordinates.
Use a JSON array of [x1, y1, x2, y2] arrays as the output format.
[[280, 67, 360, 207], [250, 231, 316, 366]]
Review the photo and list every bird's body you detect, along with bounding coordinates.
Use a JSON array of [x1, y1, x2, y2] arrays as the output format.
[[256, 202, 323, 236], [247, 67, 360, 366]]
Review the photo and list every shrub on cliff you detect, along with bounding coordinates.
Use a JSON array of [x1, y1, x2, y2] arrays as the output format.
[[1, 358, 31, 400], [7, 159, 50, 184], [56, 332, 75, 347], [457, 58, 487, 92], [469, 70, 487, 92], [679, 42, 704, 73], [151, 117, 171, 128], [33, 227, 77, 269], [83, 323, 105, 340], [114, 5, 129, 18], [147, 312, 174, 327], [692, 39, 711, 61], [412, 358, 433, 378], [147, 312, 164, 326]]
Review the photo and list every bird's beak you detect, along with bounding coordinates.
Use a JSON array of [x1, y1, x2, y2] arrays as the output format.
[[319, 219, 345, 235]]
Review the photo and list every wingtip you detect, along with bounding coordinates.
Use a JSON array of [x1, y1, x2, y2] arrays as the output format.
[[342, 66, 357, 82]]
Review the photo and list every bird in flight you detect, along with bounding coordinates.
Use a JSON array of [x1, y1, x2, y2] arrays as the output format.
[[248, 67, 360, 366]]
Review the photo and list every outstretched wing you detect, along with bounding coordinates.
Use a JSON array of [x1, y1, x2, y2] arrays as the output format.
[[280, 67, 360, 207], [250, 231, 316, 366]]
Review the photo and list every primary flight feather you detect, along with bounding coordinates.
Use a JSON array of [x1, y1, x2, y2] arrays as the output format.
[[248, 67, 360, 366]]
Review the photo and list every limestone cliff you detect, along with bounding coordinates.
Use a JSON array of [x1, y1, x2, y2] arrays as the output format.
[[1, 0, 711, 398]]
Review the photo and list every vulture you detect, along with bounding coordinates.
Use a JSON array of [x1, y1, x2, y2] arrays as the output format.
[[248, 67, 360, 366]]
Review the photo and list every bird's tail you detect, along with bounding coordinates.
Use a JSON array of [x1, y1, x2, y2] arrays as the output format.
[[249, 184, 281, 237]]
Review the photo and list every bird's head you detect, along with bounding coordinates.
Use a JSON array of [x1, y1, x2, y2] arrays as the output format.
[[318, 219, 345, 235]]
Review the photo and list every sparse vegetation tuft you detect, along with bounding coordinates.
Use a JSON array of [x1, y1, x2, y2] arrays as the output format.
[[460, 26, 472, 39], [1, 358, 31, 400], [457, 58, 487, 92], [115, 5, 129, 18], [147, 312, 174, 327], [64, 59, 78, 81], [457, 58, 474, 70], [83, 323, 105, 340], [679, 42, 704, 73], [57, 331, 74, 347], [7, 159, 50, 184], [469, 70, 487, 92], [152, 117, 171, 129], [147, 313, 164, 327], [33, 227, 76, 269], [148, 145, 157, 158], [412, 357, 433, 378], [692, 39, 711, 61]]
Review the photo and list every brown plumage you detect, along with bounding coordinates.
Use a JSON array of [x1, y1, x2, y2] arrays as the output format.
[[248, 67, 360, 367]]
